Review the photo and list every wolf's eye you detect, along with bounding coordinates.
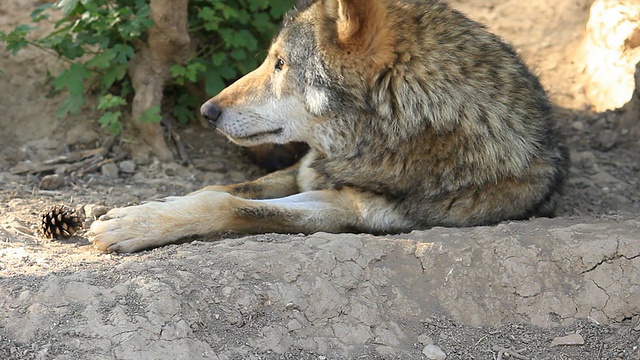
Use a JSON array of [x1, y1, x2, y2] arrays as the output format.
[[275, 58, 285, 71]]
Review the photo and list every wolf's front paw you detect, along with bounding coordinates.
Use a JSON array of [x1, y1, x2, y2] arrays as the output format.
[[89, 202, 175, 253]]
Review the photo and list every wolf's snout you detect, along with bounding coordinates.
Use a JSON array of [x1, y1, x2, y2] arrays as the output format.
[[200, 102, 222, 125]]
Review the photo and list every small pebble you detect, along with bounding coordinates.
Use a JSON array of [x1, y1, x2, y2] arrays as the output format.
[[596, 129, 618, 151], [418, 334, 434, 345], [550, 333, 585, 347], [570, 151, 597, 173], [118, 160, 136, 174], [101, 162, 119, 178], [39, 174, 64, 190], [84, 204, 109, 219], [422, 344, 447, 359]]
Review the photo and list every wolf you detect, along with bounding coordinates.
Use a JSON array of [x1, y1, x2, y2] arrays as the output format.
[[89, 0, 569, 253]]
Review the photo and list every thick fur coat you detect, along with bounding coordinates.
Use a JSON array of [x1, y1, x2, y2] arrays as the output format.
[[90, 0, 569, 252]]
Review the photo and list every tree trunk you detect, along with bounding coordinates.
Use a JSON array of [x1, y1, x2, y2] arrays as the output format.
[[128, 0, 192, 162]]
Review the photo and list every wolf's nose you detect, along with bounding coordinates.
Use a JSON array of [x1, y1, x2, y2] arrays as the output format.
[[200, 102, 221, 125]]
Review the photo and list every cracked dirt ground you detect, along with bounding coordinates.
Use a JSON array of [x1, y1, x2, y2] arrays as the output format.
[[1, 221, 639, 359], [1, 0, 640, 359]]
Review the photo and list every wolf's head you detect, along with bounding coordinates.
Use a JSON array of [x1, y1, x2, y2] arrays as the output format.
[[200, 0, 396, 151]]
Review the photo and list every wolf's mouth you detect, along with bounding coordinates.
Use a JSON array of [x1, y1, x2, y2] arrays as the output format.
[[235, 128, 284, 140]]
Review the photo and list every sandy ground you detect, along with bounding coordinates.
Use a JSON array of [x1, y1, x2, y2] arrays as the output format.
[[1, 0, 639, 359]]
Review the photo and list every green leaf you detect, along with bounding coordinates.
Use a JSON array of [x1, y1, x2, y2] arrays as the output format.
[[134, 3, 154, 29], [15, 24, 36, 36], [120, 78, 134, 97], [204, 67, 225, 96], [139, 105, 162, 124], [218, 64, 237, 80], [55, 93, 85, 118], [185, 62, 206, 82], [112, 44, 135, 63], [54, 63, 90, 95], [55, 0, 81, 16], [252, 13, 272, 33], [170, 64, 186, 77], [221, 6, 238, 20], [270, 2, 294, 18], [98, 111, 123, 135], [173, 103, 195, 125], [52, 36, 85, 59], [228, 30, 257, 51], [170, 64, 187, 85], [87, 49, 116, 69], [230, 49, 246, 61], [236, 9, 251, 25], [30, 4, 52, 22], [97, 94, 127, 111], [198, 8, 220, 31], [249, 1, 269, 12], [101, 64, 128, 89], [211, 52, 227, 67], [2, 25, 35, 55], [219, 28, 235, 48], [116, 4, 153, 40], [4, 39, 29, 55]]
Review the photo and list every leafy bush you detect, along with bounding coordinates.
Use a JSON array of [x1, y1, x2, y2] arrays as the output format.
[[0, 0, 295, 135]]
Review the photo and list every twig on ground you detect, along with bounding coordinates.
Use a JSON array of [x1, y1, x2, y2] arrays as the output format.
[[475, 334, 489, 346], [162, 117, 190, 165], [10, 137, 118, 176], [76, 152, 126, 177]]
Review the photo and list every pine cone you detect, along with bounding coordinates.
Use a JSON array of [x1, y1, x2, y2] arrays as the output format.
[[41, 205, 82, 239]]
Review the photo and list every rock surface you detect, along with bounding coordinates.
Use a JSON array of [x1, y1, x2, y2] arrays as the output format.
[[1, 218, 638, 359]]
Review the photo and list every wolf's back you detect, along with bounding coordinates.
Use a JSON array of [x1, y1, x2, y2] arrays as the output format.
[[291, 0, 570, 227]]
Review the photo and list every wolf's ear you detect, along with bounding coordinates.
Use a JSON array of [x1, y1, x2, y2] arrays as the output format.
[[319, 0, 394, 67]]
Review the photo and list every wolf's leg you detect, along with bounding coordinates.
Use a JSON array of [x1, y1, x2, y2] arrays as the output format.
[[89, 188, 410, 253], [188, 165, 299, 199]]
